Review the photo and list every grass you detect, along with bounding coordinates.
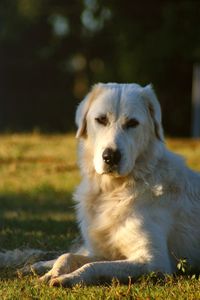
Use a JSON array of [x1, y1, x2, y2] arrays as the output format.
[[0, 133, 200, 299]]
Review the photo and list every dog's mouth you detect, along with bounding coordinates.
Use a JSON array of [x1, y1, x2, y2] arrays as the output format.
[[102, 164, 128, 178], [103, 165, 119, 175], [101, 159, 133, 178]]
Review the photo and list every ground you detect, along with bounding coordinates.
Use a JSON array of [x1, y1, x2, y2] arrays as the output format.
[[0, 133, 200, 299]]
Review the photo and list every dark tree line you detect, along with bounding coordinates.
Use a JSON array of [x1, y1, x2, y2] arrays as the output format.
[[1, 0, 200, 135]]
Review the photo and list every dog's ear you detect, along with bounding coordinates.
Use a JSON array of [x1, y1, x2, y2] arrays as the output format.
[[75, 95, 89, 139], [75, 84, 101, 138], [143, 84, 164, 141]]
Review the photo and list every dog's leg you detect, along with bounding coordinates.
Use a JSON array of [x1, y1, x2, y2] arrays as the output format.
[[49, 258, 171, 287], [40, 253, 99, 283], [21, 259, 57, 275]]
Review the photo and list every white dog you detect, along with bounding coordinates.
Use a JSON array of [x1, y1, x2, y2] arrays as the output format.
[[28, 83, 200, 287]]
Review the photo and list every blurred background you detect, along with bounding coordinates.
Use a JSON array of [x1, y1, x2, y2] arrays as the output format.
[[1, 0, 200, 136]]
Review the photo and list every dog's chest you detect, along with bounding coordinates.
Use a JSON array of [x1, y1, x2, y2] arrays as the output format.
[[85, 192, 134, 260]]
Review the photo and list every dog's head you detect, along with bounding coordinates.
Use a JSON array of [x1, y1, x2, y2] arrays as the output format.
[[76, 83, 164, 177]]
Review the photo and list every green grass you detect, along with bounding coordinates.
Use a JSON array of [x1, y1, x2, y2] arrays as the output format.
[[0, 134, 200, 299]]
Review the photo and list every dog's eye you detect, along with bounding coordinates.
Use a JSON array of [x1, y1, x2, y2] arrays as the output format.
[[125, 118, 139, 129], [95, 115, 108, 126]]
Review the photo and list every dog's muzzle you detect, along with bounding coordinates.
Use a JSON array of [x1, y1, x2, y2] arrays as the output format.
[[102, 148, 121, 167]]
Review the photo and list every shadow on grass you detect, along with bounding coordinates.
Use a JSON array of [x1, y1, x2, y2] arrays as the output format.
[[0, 185, 79, 251]]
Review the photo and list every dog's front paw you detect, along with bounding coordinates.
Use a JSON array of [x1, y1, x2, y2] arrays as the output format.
[[49, 274, 82, 288], [39, 253, 76, 283], [48, 262, 95, 288], [39, 271, 54, 283], [40, 271, 76, 287]]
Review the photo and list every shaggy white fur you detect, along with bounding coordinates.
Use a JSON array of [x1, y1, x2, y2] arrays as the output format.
[[2, 83, 200, 287]]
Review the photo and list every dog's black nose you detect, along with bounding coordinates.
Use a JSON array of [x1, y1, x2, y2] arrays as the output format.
[[102, 148, 121, 166]]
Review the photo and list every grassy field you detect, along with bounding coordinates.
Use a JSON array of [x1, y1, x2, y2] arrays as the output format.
[[0, 134, 200, 299]]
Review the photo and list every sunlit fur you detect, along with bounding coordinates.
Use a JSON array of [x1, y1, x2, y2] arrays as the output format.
[[31, 83, 200, 287]]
